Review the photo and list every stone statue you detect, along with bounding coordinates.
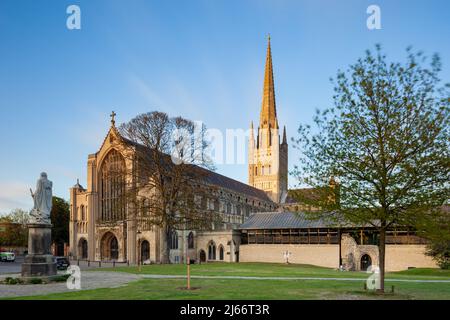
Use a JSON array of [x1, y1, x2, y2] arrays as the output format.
[[29, 172, 53, 224]]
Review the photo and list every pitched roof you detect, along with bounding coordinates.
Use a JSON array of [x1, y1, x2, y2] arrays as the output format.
[[239, 211, 345, 229], [199, 168, 272, 202], [120, 135, 274, 203]]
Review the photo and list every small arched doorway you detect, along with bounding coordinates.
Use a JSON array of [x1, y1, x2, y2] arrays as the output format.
[[78, 238, 88, 259], [101, 232, 119, 261], [360, 254, 372, 271], [141, 240, 150, 262], [219, 245, 224, 261], [199, 249, 206, 263]]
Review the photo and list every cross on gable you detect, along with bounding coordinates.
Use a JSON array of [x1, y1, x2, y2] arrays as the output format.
[[110, 111, 116, 125]]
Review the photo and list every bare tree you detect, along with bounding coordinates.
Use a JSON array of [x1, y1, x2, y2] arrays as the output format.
[[118, 111, 220, 263]]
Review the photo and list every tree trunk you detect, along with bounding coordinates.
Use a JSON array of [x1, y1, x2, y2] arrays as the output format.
[[378, 227, 386, 293], [160, 224, 171, 264]]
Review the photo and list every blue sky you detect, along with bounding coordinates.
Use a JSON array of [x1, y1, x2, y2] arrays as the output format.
[[0, 0, 449, 213]]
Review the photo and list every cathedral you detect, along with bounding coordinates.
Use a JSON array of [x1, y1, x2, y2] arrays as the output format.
[[69, 38, 438, 271]]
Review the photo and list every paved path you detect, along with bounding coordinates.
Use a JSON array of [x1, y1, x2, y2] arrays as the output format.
[[0, 256, 24, 274], [0, 271, 141, 298], [141, 274, 450, 283]]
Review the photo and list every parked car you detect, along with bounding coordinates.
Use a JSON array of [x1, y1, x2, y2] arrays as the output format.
[[54, 256, 70, 270], [0, 252, 15, 262]]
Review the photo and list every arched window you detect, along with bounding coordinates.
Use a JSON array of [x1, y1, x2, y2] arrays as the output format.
[[80, 205, 86, 221], [169, 230, 178, 250], [236, 205, 241, 216], [78, 238, 88, 259], [188, 232, 194, 249], [100, 149, 126, 222], [214, 199, 220, 211], [219, 245, 224, 261], [226, 203, 231, 214], [255, 167, 258, 176], [208, 241, 216, 260], [140, 240, 150, 262]]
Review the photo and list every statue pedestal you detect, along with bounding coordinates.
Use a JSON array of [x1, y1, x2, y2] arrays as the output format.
[[21, 224, 56, 278]]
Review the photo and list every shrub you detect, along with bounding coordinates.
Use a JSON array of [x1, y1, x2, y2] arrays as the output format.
[[50, 274, 70, 282], [29, 278, 43, 284], [4, 277, 23, 285], [426, 240, 450, 269]]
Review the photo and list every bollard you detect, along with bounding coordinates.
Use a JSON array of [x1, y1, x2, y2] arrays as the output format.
[[127, 260, 129, 266], [99, 261, 101, 267], [77, 259, 80, 266], [113, 260, 115, 267], [391, 285, 395, 293], [363, 282, 367, 291], [88, 260, 90, 267]]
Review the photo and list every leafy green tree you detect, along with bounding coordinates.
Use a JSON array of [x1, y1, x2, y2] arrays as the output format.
[[0, 214, 27, 247], [292, 45, 449, 292], [417, 207, 450, 269], [50, 197, 70, 245], [7, 209, 30, 227]]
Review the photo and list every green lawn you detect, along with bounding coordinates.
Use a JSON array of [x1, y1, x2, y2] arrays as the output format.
[[100, 262, 450, 280], [7, 263, 450, 300]]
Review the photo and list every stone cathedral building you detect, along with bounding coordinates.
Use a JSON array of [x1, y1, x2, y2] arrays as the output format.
[[69, 39, 438, 271]]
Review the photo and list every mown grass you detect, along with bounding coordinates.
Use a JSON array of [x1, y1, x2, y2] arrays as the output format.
[[10, 276, 450, 300], [6, 263, 449, 300], [98, 262, 450, 280]]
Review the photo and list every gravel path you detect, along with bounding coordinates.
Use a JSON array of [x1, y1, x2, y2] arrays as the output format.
[[0, 271, 141, 298]]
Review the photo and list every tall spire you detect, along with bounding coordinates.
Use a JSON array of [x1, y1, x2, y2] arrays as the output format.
[[259, 35, 278, 129], [282, 125, 287, 144]]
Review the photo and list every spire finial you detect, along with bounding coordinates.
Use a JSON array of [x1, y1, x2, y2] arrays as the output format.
[[110, 111, 116, 126], [267, 33, 271, 43]]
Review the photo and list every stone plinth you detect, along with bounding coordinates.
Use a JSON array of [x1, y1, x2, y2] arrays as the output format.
[[21, 223, 56, 277]]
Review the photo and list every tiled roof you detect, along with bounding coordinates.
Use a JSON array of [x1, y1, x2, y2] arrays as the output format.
[[239, 211, 343, 229], [200, 169, 272, 202], [121, 136, 273, 203]]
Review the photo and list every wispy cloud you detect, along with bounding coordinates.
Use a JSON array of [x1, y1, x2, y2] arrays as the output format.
[[0, 181, 32, 214], [129, 73, 173, 112]]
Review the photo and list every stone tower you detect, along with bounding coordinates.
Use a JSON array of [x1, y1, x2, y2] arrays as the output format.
[[248, 37, 288, 203]]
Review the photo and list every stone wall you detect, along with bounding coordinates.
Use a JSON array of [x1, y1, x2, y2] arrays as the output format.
[[385, 245, 438, 271], [341, 233, 379, 271], [196, 230, 241, 263], [239, 244, 340, 268]]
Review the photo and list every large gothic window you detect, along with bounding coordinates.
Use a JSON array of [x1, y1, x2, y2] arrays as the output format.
[[100, 149, 126, 221]]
